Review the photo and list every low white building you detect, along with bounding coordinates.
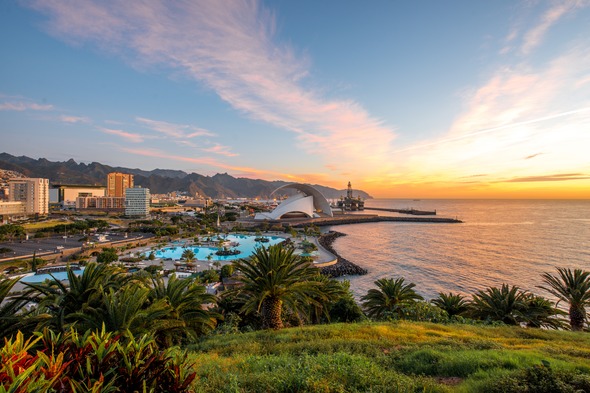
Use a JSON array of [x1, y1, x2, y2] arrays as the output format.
[[125, 187, 151, 217], [50, 184, 106, 209]]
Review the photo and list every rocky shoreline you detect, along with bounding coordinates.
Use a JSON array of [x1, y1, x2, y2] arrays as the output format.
[[318, 231, 368, 278]]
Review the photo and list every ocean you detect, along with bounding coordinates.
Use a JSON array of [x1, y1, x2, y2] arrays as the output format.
[[329, 199, 590, 300]]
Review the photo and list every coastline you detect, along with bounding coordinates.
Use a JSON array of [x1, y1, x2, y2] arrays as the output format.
[[318, 231, 368, 277]]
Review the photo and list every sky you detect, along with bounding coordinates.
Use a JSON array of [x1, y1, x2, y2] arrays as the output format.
[[1, 1, 590, 199]]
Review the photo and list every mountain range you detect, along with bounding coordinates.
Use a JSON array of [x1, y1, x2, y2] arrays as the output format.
[[0, 153, 372, 200]]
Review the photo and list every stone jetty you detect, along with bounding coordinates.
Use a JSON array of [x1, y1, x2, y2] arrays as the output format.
[[291, 215, 461, 227], [318, 231, 368, 278], [364, 207, 437, 215]]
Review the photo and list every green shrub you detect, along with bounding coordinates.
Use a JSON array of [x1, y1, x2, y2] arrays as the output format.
[[402, 301, 450, 323], [96, 247, 118, 263], [0, 329, 196, 392], [486, 362, 590, 393]]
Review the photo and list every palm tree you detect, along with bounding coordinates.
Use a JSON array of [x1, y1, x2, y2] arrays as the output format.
[[181, 249, 195, 262], [361, 277, 423, 320], [76, 285, 173, 338], [468, 284, 529, 325], [149, 274, 219, 344], [24, 263, 128, 332], [523, 294, 567, 330], [431, 292, 468, 317], [305, 275, 349, 324], [231, 243, 322, 329], [539, 267, 590, 331]]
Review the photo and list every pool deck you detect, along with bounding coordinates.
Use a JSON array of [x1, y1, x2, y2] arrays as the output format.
[[6, 233, 338, 294], [123, 233, 338, 272]]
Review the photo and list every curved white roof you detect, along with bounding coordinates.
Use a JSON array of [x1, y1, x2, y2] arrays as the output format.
[[254, 183, 333, 220]]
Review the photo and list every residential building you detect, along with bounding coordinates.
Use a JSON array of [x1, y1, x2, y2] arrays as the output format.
[[107, 172, 134, 197], [9, 178, 49, 216], [125, 187, 150, 217]]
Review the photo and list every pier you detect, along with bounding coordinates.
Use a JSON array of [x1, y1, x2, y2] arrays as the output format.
[[288, 214, 462, 227], [364, 207, 437, 215]]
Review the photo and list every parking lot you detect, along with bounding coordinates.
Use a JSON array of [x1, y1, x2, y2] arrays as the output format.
[[0, 232, 151, 261]]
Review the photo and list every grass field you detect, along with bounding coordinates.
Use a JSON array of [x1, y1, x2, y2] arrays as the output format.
[[21, 219, 68, 231], [188, 321, 590, 392]]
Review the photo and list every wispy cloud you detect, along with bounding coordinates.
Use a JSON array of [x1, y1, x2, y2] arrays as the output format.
[[121, 147, 302, 181], [100, 127, 145, 143], [524, 153, 543, 160], [521, 1, 583, 55], [136, 117, 215, 139], [502, 173, 590, 183], [27, 0, 396, 172], [0, 100, 53, 111], [202, 144, 238, 157], [387, 39, 590, 192], [59, 115, 90, 124]]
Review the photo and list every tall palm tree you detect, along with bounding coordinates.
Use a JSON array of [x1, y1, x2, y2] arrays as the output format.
[[431, 292, 468, 317], [539, 267, 590, 331], [231, 244, 322, 329], [361, 277, 423, 320], [468, 284, 529, 325], [149, 274, 219, 344]]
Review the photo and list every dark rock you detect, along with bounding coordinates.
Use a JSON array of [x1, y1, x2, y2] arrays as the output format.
[[318, 231, 368, 278]]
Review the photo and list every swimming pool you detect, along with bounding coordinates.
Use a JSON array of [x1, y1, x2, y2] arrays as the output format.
[[20, 268, 85, 283], [155, 234, 285, 261]]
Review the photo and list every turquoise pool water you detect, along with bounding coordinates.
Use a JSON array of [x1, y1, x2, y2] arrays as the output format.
[[21, 268, 85, 283], [155, 234, 285, 261]]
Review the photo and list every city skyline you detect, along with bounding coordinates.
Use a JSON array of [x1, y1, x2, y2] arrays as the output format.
[[1, 1, 590, 198]]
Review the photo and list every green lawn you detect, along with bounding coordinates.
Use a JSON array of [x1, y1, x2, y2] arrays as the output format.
[[187, 321, 590, 392], [21, 219, 68, 231]]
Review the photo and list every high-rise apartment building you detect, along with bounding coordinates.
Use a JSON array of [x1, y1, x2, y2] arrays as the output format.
[[8, 178, 49, 215], [125, 187, 150, 217], [107, 172, 134, 197]]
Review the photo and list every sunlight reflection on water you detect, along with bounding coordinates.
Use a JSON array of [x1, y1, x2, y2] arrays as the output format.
[[331, 199, 590, 300]]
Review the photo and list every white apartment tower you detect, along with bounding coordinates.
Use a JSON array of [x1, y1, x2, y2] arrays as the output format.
[[9, 178, 50, 216], [125, 187, 150, 217]]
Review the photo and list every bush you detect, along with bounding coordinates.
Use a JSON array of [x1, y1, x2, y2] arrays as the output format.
[[96, 248, 118, 263], [144, 265, 163, 275], [487, 362, 590, 393], [329, 296, 366, 323], [0, 329, 196, 392], [119, 257, 142, 263], [220, 264, 235, 279], [401, 301, 450, 323], [200, 269, 220, 284]]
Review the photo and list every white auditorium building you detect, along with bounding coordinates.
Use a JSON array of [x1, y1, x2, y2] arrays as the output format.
[[255, 183, 333, 220]]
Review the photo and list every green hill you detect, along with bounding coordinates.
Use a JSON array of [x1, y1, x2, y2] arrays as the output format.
[[187, 321, 590, 392]]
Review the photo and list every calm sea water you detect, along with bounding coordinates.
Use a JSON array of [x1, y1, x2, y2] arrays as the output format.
[[330, 199, 590, 300]]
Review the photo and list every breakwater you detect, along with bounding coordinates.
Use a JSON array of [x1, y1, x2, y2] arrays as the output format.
[[364, 207, 436, 215], [318, 231, 368, 278], [292, 215, 461, 228]]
